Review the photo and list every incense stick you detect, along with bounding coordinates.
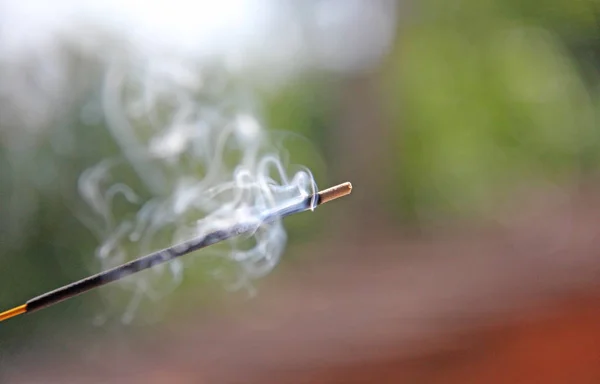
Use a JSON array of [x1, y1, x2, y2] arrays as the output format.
[[0, 182, 352, 322]]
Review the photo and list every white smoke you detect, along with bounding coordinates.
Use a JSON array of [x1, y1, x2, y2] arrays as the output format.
[[0, 0, 397, 322], [77, 60, 320, 323]]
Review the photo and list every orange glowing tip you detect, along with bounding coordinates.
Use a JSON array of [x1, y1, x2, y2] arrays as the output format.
[[0, 182, 352, 323], [0, 304, 27, 322]]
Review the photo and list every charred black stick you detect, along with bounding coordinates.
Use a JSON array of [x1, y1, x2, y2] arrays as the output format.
[[0, 182, 352, 322]]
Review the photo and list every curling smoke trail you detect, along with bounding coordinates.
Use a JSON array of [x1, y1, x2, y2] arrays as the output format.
[[78, 61, 318, 322], [0, 0, 396, 322]]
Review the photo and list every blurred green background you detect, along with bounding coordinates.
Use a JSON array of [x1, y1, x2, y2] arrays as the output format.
[[2, 0, 600, 366]]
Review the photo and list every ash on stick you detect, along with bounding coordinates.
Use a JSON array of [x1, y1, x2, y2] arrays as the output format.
[[0, 182, 352, 323]]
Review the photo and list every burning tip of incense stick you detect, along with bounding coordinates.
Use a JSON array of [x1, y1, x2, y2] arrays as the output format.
[[318, 182, 352, 205]]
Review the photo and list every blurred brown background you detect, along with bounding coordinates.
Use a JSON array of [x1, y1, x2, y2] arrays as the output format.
[[3, 0, 600, 382]]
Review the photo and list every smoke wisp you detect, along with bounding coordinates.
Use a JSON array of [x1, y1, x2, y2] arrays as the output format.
[[0, 0, 397, 323]]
